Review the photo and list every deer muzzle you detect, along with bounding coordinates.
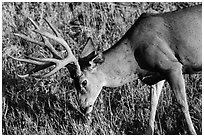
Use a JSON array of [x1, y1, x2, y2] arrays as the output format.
[[80, 104, 93, 114]]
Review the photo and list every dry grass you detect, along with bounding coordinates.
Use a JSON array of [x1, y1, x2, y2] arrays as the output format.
[[2, 2, 202, 135]]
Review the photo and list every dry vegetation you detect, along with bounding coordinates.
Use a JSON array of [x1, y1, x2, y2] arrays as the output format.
[[2, 2, 202, 135]]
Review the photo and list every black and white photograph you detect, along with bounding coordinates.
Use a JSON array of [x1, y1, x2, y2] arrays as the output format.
[[2, 2, 202, 135]]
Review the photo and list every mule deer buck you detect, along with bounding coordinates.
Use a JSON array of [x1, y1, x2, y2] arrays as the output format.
[[10, 5, 201, 134]]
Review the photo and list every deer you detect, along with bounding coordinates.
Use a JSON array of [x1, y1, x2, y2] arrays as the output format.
[[9, 5, 201, 135]]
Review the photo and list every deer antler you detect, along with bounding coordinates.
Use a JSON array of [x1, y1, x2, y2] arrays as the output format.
[[9, 18, 81, 78]]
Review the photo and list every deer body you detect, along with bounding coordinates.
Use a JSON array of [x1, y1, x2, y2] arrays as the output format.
[[130, 5, 202, 74], [10, 5, 201, 135], [96, 5, 201, 88], [79, 5, 201, 134]]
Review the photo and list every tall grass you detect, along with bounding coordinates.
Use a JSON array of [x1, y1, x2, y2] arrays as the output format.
[[2, 2, 202, 135]]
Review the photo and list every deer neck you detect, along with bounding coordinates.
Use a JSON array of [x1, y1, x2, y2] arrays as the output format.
[[97, 37, 140, 87]]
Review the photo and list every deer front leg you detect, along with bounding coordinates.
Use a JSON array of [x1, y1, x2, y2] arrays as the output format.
[[166, 67, 196, 135], [145, 80, 165, 135]]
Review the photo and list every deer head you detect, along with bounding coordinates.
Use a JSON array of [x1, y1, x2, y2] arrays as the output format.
[[9, 18, 105, 115], [76, 38, 106, 114]]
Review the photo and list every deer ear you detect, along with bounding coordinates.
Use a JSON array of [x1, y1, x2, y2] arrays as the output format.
[[80, 37, 95, 58], [89, 53, 105, 69]]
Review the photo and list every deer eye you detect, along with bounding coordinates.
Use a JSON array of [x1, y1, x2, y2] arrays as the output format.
[[81, 80, 87, 87]]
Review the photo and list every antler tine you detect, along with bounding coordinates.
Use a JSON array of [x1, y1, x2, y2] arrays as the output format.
[[14, 33, 61, 60], [14, 33, 44, 46], [11, 18, 82, 78], [27, 17, 40, 30], [28, 17, 62, 60], [8, 55, 54, 78], [18, 63, 54, 78], [33, 19, 82, 76], [33, 18, 74, 59], [9, 55, 46, 65], [33, 29, 73, 57], [44, 18, 61, 37]]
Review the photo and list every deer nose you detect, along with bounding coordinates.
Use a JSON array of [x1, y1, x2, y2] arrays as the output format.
[[80, 105, 93, 114]]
